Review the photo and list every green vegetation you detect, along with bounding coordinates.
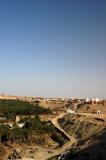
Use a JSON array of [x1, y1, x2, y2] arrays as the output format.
[[63, 149, 78, 160], [21, 115, 54, 134], [69, 149, 78, 155], [0, 121, 5, 124], [0, 99, 53, 143], [0, 115, 54, 143], [0, 99, 52, 119]]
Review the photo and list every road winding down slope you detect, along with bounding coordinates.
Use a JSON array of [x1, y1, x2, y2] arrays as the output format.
[[47, 113, 77, 159]]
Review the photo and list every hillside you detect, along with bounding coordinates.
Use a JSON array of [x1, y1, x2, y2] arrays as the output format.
[[58, 114, 104, 140], [57, 112, 106, 160]]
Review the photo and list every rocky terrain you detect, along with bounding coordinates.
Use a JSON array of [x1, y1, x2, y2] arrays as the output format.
[[0, 99, 106, 160], [0, 125, 69, 160], [56, 111, 106, 160], [58, 114, 104, 140]]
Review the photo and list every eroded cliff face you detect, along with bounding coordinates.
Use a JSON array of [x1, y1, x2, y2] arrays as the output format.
[[58, 114, 103, 140], [58, 128, 106, 160], [75, 128, 106, 160], [1, 113, 106, 160], [0, 126, 69, 160], [56, 113, 106, 160]]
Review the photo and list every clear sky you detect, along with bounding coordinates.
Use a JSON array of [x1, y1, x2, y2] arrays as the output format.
[[0, 0, 106, 98]]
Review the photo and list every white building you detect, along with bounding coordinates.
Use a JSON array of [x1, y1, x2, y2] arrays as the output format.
[[86, 98, 90, 102], [67, 110, 75, 114], [18, 123, 24, 128], [95, 98, 100, 102], [97, 110, 101, 114]]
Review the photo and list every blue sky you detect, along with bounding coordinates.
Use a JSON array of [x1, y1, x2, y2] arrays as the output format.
[[0, 0, 106, 98]]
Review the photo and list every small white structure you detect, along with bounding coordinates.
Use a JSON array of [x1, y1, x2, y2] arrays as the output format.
[[67, 110, 75, 114], [95, 98, 100, 102], [97, 110, 101, 114], [18, 123, 24, 128], [86, 98, 90, 102]]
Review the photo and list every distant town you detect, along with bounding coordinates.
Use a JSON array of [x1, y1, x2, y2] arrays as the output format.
[[0, 94, 106, 105]]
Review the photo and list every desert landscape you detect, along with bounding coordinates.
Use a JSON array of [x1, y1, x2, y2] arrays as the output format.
[[1, 0, 106, 159], [0, 96, 106, 160]]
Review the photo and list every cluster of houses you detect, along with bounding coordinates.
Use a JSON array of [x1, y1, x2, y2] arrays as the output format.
[[0, 94, 106, 118], [85, 98, 106, 105], [0, 115, 25, 129], [0, 94, 105, 104]]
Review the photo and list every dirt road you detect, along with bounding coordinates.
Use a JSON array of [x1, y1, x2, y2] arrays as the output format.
[[46, 113, 76, 159]]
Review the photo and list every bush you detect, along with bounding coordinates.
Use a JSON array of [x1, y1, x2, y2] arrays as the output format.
[[0, 99, 52, 119], [0, 99, 53, 143]]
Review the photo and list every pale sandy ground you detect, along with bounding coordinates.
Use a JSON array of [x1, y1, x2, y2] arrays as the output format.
[[22, 146, 55, 160]]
